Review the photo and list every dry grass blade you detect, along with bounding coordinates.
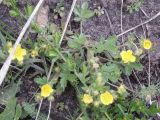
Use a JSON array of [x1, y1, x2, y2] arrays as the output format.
[[0, 0, 45, 86], [59, 0, 78, 46], [117, 11, 160, 37], [0, 0, 3, 4]]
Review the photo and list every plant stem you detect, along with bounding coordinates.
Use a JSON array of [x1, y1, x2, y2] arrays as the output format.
[[148, 52, 151, 86], [80, 21, 83, 34], [47, 59, 55, 82], [59, 0, 78, 45], [47, 101, 52, 120], [35, 99, 43, 120], [105, 112, 112, 120], [132, 69, 142, 87]]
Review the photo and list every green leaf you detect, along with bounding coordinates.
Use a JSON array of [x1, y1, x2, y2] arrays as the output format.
[[93, 36, 119, 58], [25, 4, 33, 16], [0, 82, 20, 105], [68, 34, 86, 49], [48, 48, 59, 58], [0, 31, 6, 47], [22, 103, 50, 120], [0, 98, 17, 120], [9, 10, 19, 17], [101, 63, 121, 83], [74, 2, 94, 22], [60, 71, 77, 90], [14, 104, 22, 120], [124, 65, 132, 76], [131, 62, 143, 71], [34, 76, 48, 85]]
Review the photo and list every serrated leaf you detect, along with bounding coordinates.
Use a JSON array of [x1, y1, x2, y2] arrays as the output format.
[[68, 34, 86, 49], [22, 102, 50, 120], [101, 63, 121, 83], [0, 98, 16, 120], [74, 2, 94, 22], [14, 104, 22, 120], [25, 4, 33, 17], [9, 10, 19, 17], [0, 82, 20, 105], [93, 36, 119, 58], [34, 76, 48, 85], [131, 62, 143, 71]]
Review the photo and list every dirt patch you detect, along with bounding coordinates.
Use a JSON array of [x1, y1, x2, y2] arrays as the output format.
[[1, 0, 160, 119]]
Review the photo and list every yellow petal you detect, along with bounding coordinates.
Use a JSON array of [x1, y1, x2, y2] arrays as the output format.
[[17, 56, 24, 62], [127, 50, 133, 55], [130, 55, 136, 62], [41, 84, 53, 98], [100, 91, 113, 105], [22, 49, 27, 56], [120, 51, 126, 57], [82, 94, 93, 104]]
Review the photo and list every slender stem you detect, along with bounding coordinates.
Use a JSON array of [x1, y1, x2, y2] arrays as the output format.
[[126, 76, 134, 91], [74, 69, 87, 87], [0, 0, 45, 86], [106, 81, 135, 93], [133, 69, 142, 87], [121, 0, 125, 50], [80, 21, 83, 34], [148, 52, 151, 86], [117, 11, 160, 37], [105, 112, 112, 120], [47, 60, 55, 82], [47, 101, 52, 120], [117, 104, 126, 116], [35, 99, 43, 120], [59, 0, 78, 46]]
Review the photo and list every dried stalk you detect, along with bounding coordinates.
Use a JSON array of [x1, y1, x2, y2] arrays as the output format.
[[0, 0, 45, 85]]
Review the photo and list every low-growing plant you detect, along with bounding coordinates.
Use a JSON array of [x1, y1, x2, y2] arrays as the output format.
[[0, 1, 160, 120], [127, 0, 144, 13]]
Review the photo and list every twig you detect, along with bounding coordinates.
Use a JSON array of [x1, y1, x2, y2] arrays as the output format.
[[35, 99, 43, 120], [148, 52, 151, 86], [105, 112, 112, 120], [47, 101, 52, 120], [47, 60, 55, 81], [140, 7, 150, 18], [141, 19, 146, 38], [99, 0, 114, 34], [59, 0, 78, 46], [0, 0, 45, 86], [133, 69, 142, 86], [0, 0, 3, 4], [117, 11, 160, 37], [106, 81, 135, 93], [126, 76, 134, 91], [121, 0, 125, 49]]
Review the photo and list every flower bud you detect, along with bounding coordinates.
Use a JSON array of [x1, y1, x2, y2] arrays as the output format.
[[93, 63, 99, 69], [135, 49, 143, 56], [35, 94, 43, 102], [94, 101, 100, 107], [93, 91, 99, 96], [48, 96, 55, 102], [145, 94, 151, 102]]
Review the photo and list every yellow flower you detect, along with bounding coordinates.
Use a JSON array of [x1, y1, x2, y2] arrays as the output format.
[[120, 50, 136, 63], [41, 84, 53, 98], [143, 39, 152, 50], [8, 44, 26, 63], [82, 94, 93, 104], [31, 49, 38, 58], [118, 84, 126, 95], [100, 91, 114, 105]]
